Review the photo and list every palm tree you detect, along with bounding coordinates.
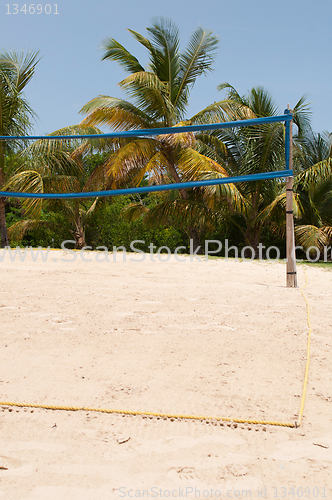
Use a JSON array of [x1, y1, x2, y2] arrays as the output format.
[[0, 49, 40, 247], [79, 18, 235, 251], [200, 84, 311, 256], [293, 130, 332, 258], [5, 126, 108, 249]]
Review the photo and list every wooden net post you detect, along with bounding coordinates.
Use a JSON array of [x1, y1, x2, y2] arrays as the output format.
[[285, 107, 297, 287]]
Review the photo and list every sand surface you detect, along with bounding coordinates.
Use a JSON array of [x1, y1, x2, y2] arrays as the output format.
[[0, 250, 331, 499]]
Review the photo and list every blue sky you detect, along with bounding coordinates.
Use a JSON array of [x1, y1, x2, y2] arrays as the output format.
[[2, 0, 331, 135]]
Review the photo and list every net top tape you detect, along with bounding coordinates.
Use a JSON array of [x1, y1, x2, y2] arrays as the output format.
[[0, 114, 292, 141]]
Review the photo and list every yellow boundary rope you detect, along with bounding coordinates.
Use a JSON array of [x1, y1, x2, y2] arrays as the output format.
[[296, 267, 311, 427], [0, 268, 312, 429], [0, 401, 297, 427]]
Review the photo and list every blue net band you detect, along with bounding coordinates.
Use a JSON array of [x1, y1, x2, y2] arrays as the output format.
[[0, 170, 293, 199]]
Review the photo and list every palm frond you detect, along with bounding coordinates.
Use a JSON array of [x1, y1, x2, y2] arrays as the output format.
[[295, 224, 329, 251], [0, 49, 41, 93], [291, 95, 312, 137], [145, 18, 181, 101], [80, 96, 152, 130], [101, 38, 144, 73], [174, 27, 218, 108], [132, 151, 169, 186], [85, 197, 101, 218], [257, 191, 301, 223], [4, 170, 43, 218], [296, 158, 332, 187], [122, 202, 149, 222], [189, 101, 232, 124], [143, 197, 216, 233], [119, 72, 177, 124], [8, 219, 43, 242], [127, 29, 153, 52], [102, 138, 157, 182], [176, 147, 227, 179]]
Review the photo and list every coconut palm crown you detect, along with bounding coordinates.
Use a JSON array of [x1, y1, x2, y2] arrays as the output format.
[[5, 125, 109, 249], [200, 84, 311, 255], [293, 130, 332, 256], [79, 18, 237, 249]]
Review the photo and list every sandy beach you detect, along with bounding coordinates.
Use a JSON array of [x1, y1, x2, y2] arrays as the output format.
[[0, 250, 331, 499]]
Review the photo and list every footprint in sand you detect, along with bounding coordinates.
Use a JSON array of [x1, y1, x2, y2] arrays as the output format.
[[226, 464, 249, 477], [167, 467, 198, 481]]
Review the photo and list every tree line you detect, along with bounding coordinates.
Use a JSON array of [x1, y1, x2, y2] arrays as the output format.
[[1, 18, 332, 259]]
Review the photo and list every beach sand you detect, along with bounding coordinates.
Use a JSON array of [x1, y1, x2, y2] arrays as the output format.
[[0, 250, 331, 499]]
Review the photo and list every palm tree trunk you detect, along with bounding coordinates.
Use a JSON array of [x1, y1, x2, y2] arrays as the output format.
[[74, 206, 86, 250], [168, 162, 202, 253], [244, 226, 262, 259], [74, 228, 86, 250], [0, 197, 9, 248], [0, 140, 9, 248], [189, 228, 202, 253]]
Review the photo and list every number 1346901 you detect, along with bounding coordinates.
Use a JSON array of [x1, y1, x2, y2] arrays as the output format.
[[6, 4, 59, 14]]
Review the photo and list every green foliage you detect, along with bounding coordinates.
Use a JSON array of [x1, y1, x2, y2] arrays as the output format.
[[7, 195, 187, 251], [21, 210, 71, 248], [89, 196, 187, 252]]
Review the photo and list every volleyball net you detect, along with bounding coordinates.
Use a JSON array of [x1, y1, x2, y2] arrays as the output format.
[[0, 110, 297, 287], [0, 113, 293, 199]]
